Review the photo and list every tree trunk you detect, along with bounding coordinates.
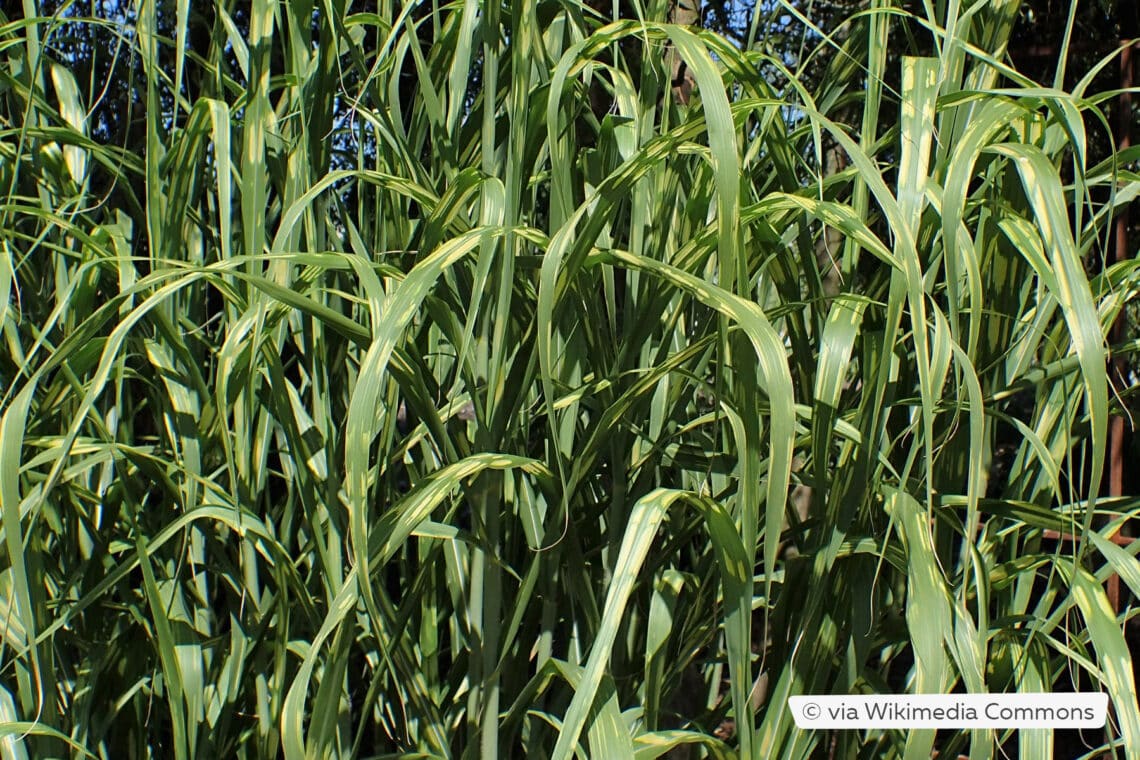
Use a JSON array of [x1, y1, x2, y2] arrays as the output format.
[[667, 0, 698, 104]]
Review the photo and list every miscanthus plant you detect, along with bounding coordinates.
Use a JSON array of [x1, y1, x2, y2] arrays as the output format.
[[2, 0, 1140, 757]]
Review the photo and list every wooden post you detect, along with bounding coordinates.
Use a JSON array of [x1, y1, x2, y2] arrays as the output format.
[[1108, 8, 1137, 614]]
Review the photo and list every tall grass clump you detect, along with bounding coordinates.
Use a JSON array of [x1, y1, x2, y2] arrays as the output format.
[[1, 0, 1139, 757]]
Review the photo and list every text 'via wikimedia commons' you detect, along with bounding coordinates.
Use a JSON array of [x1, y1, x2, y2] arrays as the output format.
[[789, 693, 1107, 729]]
